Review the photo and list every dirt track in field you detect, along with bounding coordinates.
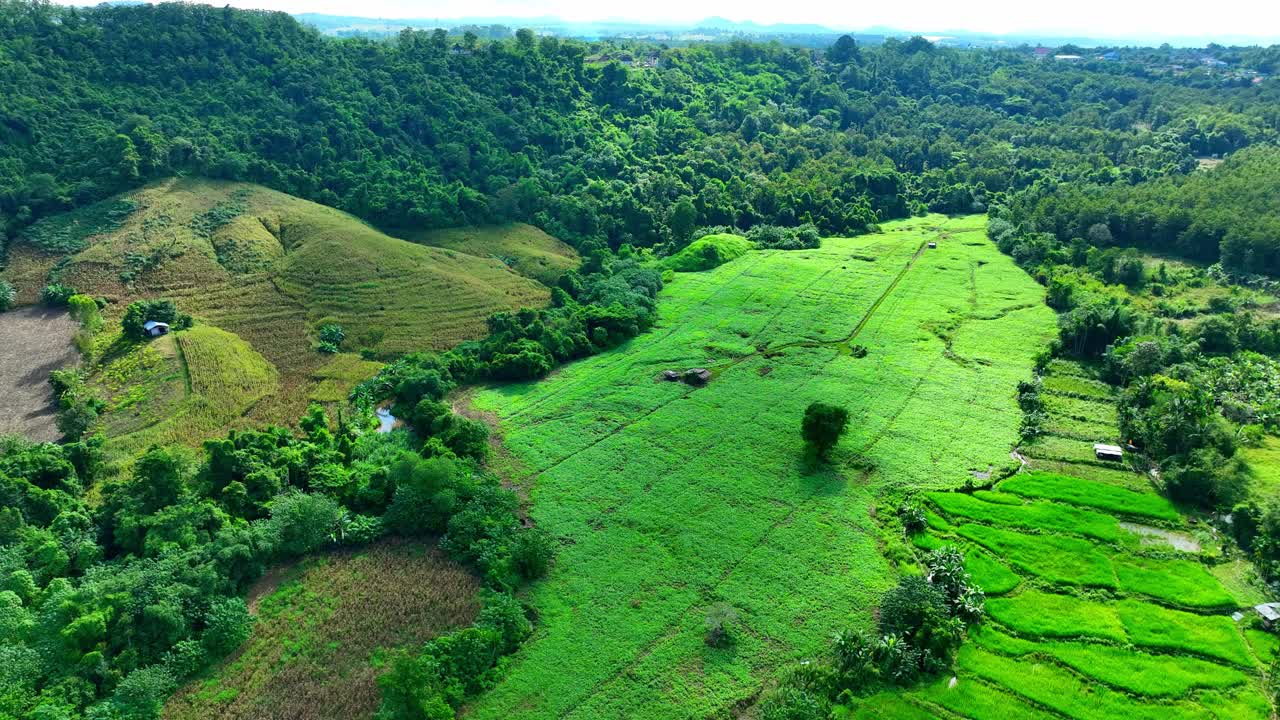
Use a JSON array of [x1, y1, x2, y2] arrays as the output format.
[[0, 306, 79, 442]]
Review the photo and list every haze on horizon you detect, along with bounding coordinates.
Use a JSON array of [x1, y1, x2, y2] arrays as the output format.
[[54, 0, 1280, 43]]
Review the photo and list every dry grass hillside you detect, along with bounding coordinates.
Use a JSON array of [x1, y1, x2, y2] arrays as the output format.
[[403, 222, 580, 285], [4, 178, 553, 428]]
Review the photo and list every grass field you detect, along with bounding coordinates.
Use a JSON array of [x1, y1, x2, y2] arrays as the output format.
[[956, 523, 1118, 588], [399, 222, 580, 285], [462, 215, 1055, 718], [164, 541, 479, 720], [929, 490, 1120, 541], [4, 178, 552, 432]]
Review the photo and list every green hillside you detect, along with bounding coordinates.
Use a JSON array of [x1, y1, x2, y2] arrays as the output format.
[[90, 324, 278, 462], [4, 178, 552, 425], [403, 222, 580, 285]]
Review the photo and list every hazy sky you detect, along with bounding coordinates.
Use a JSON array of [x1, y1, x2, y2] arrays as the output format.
[[61, 0, 1280, 41]]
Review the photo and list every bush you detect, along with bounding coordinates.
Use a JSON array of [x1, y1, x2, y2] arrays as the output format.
[[40, 283, 77, 307], [318, 323, 345, 353], [510, 527, 554, 580], [267, 491, 342, 557], [801, 402, 850, 460], [201, 597, 251, 657], [704, 602, 739, 648], [0, 279, 14, 312]]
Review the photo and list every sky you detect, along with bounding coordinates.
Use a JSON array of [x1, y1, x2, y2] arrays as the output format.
[[61, 0, 1280, 43]]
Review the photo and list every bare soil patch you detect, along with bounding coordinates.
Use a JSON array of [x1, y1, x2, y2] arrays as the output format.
[[0, 306, 79, 441]]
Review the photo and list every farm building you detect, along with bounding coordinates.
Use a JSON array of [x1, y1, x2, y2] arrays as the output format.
[[143, 320, 170, 337], [1093, 443, 1124, 462], [1254, 603, 1280, 629], [683, 368, 711, 385]]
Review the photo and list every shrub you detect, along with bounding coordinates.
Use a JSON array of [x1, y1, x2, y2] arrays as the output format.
[[201, 597, 252, 657], [801, 402, 850, 460], [318, 323, 345, 353], [267, 491, 342, 557], [510, 527, 554, 580], [704, 602, 739, 648], [40, 283, 76, 307], [0, 280, 14, 312]]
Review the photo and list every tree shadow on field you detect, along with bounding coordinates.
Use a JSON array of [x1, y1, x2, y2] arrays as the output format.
[[795, 447, 874, 495]]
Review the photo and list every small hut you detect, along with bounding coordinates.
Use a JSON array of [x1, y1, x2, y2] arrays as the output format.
[[927, 241, 937, 249], [660, 370, 681, 382], [143, 321, 170, 337], [1093, 443, 1124, 462], [683, 368, 711, 386], [1255, 603, 1280, 630]]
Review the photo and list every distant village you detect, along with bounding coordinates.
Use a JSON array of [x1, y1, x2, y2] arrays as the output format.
[[1033, 45, 1267, 85]]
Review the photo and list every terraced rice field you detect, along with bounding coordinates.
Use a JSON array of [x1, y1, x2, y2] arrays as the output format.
[[864, 359, 1274, 719], [465, 215, 1055, 718]]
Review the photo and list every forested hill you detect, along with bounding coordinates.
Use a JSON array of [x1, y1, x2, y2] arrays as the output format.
[[1, 0, 1279, 264]]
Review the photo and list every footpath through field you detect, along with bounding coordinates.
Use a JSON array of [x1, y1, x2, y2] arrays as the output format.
[[467, 215, 1055, 719]]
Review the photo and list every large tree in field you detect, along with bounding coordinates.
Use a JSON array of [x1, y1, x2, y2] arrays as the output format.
[[801, 402, 850, 460]]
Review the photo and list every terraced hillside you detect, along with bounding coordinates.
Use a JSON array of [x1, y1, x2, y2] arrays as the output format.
[[860, 359, 1275, 719], [3, 178, 553, 427], [465, 215, 1056, 718], [403, 222, 580, 285]]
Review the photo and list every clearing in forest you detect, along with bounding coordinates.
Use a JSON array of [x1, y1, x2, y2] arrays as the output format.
[[3, 178, 552, 428], [0, 306, 79, 442], [164, 540, 479, 720], [465, 215, 1055, 718], [875, 359, 1275, 720], [89, 324, 279, 462]]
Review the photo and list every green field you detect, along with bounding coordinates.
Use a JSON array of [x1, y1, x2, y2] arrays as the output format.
[[463, 215, 1055, 718], [929, 490, 1120, 541], [998, 472, 1180, 522], [402, 222, 580, 285], [907, 356, 1272, 720]]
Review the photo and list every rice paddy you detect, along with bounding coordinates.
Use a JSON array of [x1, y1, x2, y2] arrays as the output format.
[[463, 215, 1056, 718], [884, 357, 1274, 720]]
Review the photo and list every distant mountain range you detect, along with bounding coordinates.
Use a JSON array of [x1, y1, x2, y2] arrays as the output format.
[[91, 3, 1279, 46]]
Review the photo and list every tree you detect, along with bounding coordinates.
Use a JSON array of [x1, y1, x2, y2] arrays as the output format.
[[667, 199, 697, 244], [828, 35, 860, 64], [121, 298, 190, 339], [268, 491, 342, 557], [801, 402, 850, 460]]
